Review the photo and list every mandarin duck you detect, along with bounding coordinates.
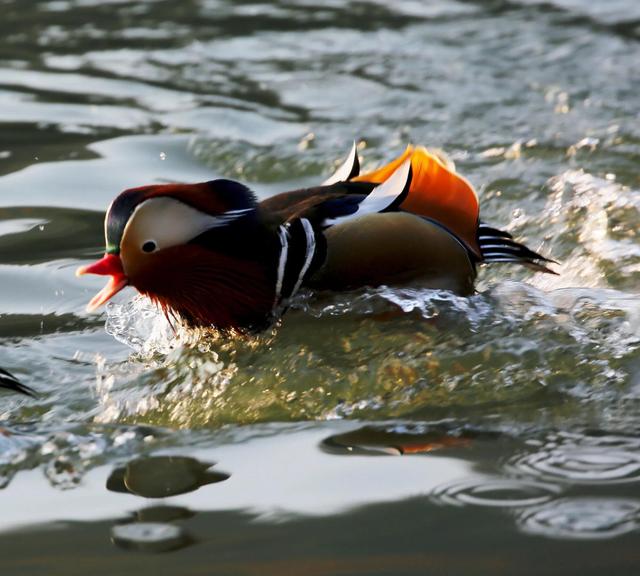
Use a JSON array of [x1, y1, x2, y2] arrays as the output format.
[[77, 144, 554, 330]]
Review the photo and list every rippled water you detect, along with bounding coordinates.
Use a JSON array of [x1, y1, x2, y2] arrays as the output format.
[[1, 0, 640, 573]]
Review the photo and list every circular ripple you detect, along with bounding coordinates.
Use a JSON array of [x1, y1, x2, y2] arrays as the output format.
[[510, 433, 640, 485], [431, 477, 560, 508], [517, 498, 640, 540]]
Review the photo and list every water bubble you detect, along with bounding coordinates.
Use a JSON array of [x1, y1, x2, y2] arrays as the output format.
[[517, 498, 640, 540]]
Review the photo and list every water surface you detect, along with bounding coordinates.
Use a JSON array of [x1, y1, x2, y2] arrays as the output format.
[[1, 0, 639, 574]]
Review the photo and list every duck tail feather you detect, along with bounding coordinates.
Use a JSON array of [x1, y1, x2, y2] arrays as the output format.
[[0, 367, 37, 397], [478, 223, 558, 274]]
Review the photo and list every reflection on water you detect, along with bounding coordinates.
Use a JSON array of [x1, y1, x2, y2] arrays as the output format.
[[135, 505, 195, 523], [106, 455, 229, 498], [106, 454, 228, 552], [320, 423, 487, 456], [111, 521, 192, 553], [2, 421, 640, 560], [318, 424, 640, 541]]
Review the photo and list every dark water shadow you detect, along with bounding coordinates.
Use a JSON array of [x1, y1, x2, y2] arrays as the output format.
[[2, 495, 640, 575], [0, 206, 104, 265]]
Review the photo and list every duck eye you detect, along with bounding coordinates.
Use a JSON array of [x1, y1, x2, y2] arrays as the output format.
[[142, 240, 157, 253]]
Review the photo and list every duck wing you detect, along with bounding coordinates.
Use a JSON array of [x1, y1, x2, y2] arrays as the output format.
[[353, 146, 480, 256]]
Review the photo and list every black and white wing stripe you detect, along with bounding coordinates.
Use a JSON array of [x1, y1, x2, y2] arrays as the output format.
[[478, 223, 556, 273], [273, 218, 326, 306]]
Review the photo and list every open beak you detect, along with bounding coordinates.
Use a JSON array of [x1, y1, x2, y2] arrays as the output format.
[[76, 253, 128, 311]]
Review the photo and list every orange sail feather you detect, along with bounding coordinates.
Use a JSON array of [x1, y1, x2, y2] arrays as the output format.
[[354, 146, 480, 256]]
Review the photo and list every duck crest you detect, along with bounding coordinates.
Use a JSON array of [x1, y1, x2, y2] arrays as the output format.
[[105, 180, 257, 254]]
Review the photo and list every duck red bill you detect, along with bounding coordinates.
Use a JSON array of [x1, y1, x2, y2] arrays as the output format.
[[76, 253, 128, 311]]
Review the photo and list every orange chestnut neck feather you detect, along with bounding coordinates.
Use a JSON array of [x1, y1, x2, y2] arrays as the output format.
[[134, 245, 276, 329]]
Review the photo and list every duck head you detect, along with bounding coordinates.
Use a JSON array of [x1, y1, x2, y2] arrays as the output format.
[[77, 180, 279, 329]]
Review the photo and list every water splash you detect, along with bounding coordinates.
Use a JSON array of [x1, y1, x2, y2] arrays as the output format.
[[531, 170, 640, 291], [105, 297, 180, 356], [97, 281, 640, 428]]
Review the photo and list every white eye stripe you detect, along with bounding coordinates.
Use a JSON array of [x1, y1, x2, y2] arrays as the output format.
[[122, 197, 253, 253], [224, 208, 253, 216], [211, 208, 254, 226]]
